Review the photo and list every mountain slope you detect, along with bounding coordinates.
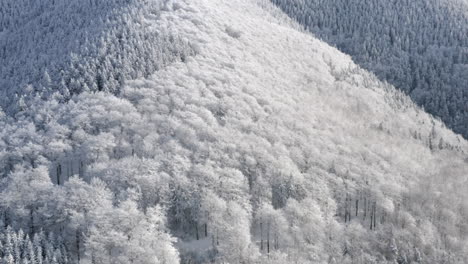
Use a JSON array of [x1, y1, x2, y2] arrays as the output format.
[[0, 0, 195, 113], [1, 0, 467, 263], [272, 0, 468, 139]]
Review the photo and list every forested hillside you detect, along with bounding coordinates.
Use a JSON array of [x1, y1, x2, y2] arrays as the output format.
[[0, 0, 195, 113], [1, 0, 468, 263], [272, 0, 468, 138]]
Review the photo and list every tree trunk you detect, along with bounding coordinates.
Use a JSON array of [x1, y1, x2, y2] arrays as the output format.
[[260, 220, 263, 251], [56, 163, 61, 185], [267, 221, 270, 254], [355, 199, 359, 217], [30, 207, 34, 235], [77, 229, 81, 262], [79, 160, 84, 178], [363, 197, 367, 220], [70, 159, 73, 177], [3, 209, 9, 228], [348, 195, 351, 222], [373, 202, 377, 229], [67, 159, 70, 178]]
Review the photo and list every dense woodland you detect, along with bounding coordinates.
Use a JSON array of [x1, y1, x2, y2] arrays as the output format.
[[1, 0, 468, 263], [0, 227, 70, 264], [272, 0, 468, 138], [0, 0, 195, 114]]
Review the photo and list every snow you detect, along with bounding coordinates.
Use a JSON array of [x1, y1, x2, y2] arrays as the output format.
[[1, 0, 468, 263]]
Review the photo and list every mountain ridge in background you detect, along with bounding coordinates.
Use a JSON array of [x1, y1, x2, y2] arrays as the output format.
[[272, 0, 468, 139]]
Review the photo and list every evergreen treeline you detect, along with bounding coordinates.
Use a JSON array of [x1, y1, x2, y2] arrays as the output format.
[[271, 0, 468, 138], [0, 227, 69, 264], [0, 0, 195, 114]]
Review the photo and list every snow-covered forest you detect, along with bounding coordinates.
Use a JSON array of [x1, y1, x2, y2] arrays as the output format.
[[0, 0, 195, 113], [1, 0, 467, 263], [272, 0, 468, 138]]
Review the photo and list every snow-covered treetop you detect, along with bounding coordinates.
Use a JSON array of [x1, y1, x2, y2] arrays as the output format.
[[1, 0, 467, 263], [0, 0, 195, 113]]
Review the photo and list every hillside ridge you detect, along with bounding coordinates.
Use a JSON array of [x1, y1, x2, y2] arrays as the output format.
[[0, 0, 467, 263]]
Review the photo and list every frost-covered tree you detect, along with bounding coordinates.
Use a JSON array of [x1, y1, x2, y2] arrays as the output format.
[[0, 0, 196, 116], [0, 0, 467, 263], [0, 227, 66, 264]]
